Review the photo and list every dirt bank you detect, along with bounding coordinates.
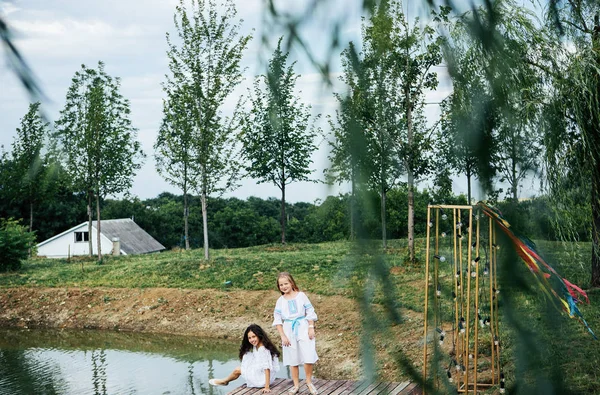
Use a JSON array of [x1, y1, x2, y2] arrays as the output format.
[[0, 287, 424, 380]]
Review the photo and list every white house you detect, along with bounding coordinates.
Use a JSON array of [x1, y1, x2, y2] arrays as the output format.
[[37, 218, 165, 258]]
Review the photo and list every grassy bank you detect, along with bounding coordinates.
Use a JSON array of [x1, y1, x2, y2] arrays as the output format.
[[0, 240, 423, 298], [1, 238, 599, 392]]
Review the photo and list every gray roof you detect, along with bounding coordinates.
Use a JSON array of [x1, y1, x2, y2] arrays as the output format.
[[93, 219, 165, 255]]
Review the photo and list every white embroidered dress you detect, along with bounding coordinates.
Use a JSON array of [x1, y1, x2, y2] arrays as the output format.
[[240, 345, 280, 388], [273, 291, 319, 366]]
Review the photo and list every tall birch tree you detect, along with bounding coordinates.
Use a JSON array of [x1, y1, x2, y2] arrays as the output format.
[[155, 85, 196, 250], [242, 39, 318, 244], [326, 44, 372, 240], [164, 0, 251, 259], [54, 62, 143, 262], [11, 102, 49, 234], [541, 1, 600, 287], [356, 1, 444, 254]]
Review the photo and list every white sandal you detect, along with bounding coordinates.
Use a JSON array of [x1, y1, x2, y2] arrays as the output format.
[[209, 379, 227, 386], [288, 385, 300, 394], [307, 382, 318, 394]]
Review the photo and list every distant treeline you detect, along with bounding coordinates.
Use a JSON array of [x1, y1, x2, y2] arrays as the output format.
[[1, 187, 583, 250]]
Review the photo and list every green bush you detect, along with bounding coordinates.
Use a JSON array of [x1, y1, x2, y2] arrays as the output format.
[[0, 218, 36, 271]]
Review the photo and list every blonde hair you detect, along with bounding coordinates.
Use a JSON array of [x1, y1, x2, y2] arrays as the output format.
[[276, 272, 299, 294]]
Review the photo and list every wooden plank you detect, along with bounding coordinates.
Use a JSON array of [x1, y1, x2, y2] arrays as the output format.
[[298, 379, 328, 395], [337, 381, 364, 395], [354, 381, 381, 395], [265, 378, 290, 395], [227, 383, 247, 395], [387, 381, 411, 395], [327, 380, 355, 395], [227, 386, 248, 395], [319, 380, 350, 395], [276, 378, 300, 395], [382, 382, 402, 395], [296, 380, 313, 395], [233, 385, 256, 395], [366, 382, 394, 395], [227, 378, 287, 395], [400, 382, 421, 395], [367, 382, 396, 395], [316, 379, 347, 394], [227, 380, 416, 395], [344, 382, 371, 395], [270, 379, 294, 395], [269, 378, 289, 388]]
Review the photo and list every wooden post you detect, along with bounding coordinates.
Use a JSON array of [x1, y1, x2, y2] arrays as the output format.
[[422, 206, 432, 394], [489, 216, 496, 384], [465, 207, 473, 392], [454, 208, 461, 391], [473, 211, 480, 393]]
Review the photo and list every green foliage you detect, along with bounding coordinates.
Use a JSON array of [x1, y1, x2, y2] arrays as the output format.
[[0, 219, 36, 271], [2, 237, 599, 391], [10, 102, 50, 231], [53, 61, 144, 261], [242, 38, 318, 244], [0, 102, 52, 237], [54, 61, 143, 200], [437, 50, 493, 204], [539, 0, 600, 286], [0, 113, 87, 244], [165, 0, 252, 258], [328, 1, 447, 252], [440, 1, 544, 202], [258, 1, 600, 392], [100, 188, 477, 248], [154, 85, 196, 249]]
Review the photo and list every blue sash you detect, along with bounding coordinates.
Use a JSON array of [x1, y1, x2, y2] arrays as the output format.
[[285, 317, 306, 337]]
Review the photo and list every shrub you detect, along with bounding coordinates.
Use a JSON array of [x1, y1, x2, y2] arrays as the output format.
[[0, 218, 36, 271]]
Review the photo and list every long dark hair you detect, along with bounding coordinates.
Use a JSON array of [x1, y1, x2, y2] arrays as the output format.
[[239, 324, 280, 360]]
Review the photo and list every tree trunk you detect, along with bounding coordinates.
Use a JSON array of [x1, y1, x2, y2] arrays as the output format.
[[29, 201, 33, 232], [381, 187, 387, 250], [350, 174, 356, 240], [28, 200, 33, 257], [408, 176, 414, 261], [87, 192, 93, 257], [512, 137, 518, 200], [592, 167, 600, 287], [406, 85, 415, 262], [281, 184, 286, 244], [96, 193, 102, 262], [591, 14, 600, 287], [201, 190, 209, 260], [466, 166, 472, 205], [184, 185, 190, 251]]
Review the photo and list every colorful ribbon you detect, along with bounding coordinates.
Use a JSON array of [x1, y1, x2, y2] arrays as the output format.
[[478, 202, 596, 339]]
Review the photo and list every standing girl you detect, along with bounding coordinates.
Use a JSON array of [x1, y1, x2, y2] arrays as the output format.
[[209, 324, 280, 393], [273, 272, 319, 395]]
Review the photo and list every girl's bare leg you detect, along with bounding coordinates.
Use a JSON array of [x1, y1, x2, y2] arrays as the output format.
[[291, 365, 300, 387], [213, 367, 241, 385], [304, 363, 313, 384]]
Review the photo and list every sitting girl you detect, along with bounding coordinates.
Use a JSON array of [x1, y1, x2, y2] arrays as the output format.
[[209, 324, 280, 393]]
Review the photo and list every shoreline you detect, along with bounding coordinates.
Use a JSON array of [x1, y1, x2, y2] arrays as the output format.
[[0, 287, 367, 380]]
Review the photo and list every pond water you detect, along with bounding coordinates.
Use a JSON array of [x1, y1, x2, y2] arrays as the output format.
[[0, 328, 299, 395]]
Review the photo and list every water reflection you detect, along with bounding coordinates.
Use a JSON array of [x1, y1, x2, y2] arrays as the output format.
[[0, 328, 293, 395]]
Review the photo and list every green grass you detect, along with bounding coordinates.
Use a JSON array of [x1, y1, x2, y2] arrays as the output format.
[[2, 238, 600, 392], [0, 240, 422, 296]]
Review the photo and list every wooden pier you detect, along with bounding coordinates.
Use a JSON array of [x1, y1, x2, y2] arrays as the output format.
[[227, 378, 421, 395]]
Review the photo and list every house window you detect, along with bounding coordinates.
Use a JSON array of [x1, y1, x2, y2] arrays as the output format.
[[74, 231, 89, 243]]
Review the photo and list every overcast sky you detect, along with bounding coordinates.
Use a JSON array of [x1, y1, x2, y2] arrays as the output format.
[[0, 0, 514, 204]]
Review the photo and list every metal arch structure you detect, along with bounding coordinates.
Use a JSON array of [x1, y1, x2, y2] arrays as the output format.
[[422, 205, 504, 394]]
